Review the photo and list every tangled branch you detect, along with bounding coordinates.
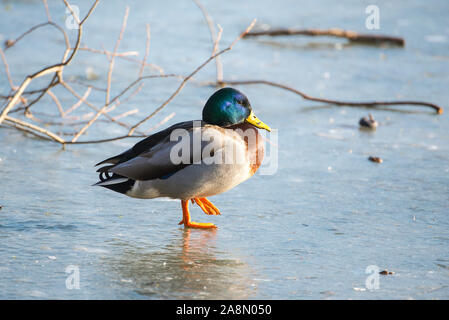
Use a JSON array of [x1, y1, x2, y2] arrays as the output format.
[[0, 1, 443, 149], [0, 0, 100, 141]]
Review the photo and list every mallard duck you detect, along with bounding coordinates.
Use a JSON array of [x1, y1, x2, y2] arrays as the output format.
[[94, 87, 271, 229]]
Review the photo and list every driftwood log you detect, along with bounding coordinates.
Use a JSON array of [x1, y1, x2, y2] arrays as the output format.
[[244, 28, 405, 47]]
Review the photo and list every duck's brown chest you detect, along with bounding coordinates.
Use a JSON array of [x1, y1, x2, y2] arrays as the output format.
[[229, 123, 265, 175]]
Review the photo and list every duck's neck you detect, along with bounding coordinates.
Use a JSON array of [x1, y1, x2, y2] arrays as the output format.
[[228, 123, 265, 175]]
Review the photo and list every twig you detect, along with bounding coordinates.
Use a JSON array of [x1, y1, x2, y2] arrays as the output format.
[[244, 28, 405, 46], [106, 6, 129, 105], [75, 46, 139, 57], [4, 22, 69, 52], [144, 112, 176, 134], [64, 79, 107, 92], [216, 79, 443, 114], [121, 56, 165, 74], [65, 134, 147, 145], [63, 86, 92, 116], [213, 25, 223, 82], [138, 24, 151, 78], [0, 47, 15, 89], [42, 0, 52, 22], [115, 83, 145, 108], [193, 0, 223, 82], [3, 121, 53, 141], [4, 115, 65, 143], [112, 109, 139, 121], [23, 75, 58, 113], [46, 89, 65, 116]]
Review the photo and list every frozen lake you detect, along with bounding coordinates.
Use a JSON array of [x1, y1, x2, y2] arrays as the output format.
[[0, 0, 448, 299]]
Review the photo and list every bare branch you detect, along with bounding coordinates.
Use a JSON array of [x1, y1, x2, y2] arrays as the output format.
[[4, 115, 65, 143], [0, 47, 15, 89], [0, 0, 99, 124], [75, 46, 139, 57], [213, 25, 224, 82], [63, 86, 92, 116], [139, 24, 151, 78], [217, 79, 443, 114], [106, 6, 130, 105], [193, 0, 223, 82], [4, 22, 69, 53], [144, 112, 176, 134], [46, 89, 65, 116], [42, 0, 52, 22], [112, 109, 139, 121], [65, 134, 147, 145]]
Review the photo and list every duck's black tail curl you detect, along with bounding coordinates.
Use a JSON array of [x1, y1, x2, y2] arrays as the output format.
[[93, 165, 135, 195]]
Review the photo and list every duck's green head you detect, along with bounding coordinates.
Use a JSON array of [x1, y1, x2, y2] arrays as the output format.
[[202, 87, 271, 131]]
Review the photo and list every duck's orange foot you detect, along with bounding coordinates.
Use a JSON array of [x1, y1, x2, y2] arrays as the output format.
[[179, 199, 217, 229], [178, 219, 217, 229], [192, 197, 221, 216]]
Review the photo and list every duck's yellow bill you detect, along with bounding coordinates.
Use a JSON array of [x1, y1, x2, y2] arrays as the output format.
[[246, 110, 271, 132]]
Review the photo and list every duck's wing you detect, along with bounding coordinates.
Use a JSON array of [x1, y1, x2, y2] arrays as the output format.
[[95, 121, 230, 183], [95, 121, 198, 167]]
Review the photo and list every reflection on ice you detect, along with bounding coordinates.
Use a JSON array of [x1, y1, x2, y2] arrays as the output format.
[[105, 229, 256, 299]]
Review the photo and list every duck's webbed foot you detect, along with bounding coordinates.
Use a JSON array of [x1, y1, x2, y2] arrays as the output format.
[[178, 200, 217, 229], [192, 197, 221, 216]]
